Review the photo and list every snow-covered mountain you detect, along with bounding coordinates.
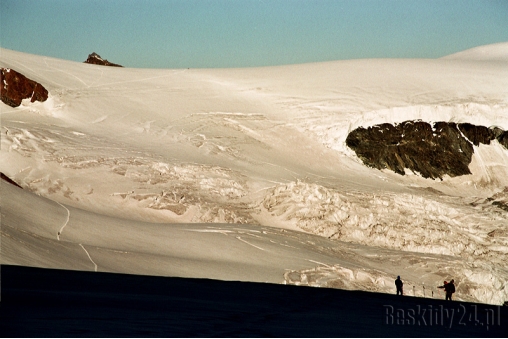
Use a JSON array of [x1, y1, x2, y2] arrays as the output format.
[[1, 43, 507, 305]]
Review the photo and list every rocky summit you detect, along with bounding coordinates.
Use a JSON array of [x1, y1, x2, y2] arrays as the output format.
[[84, 52, 123, 67], [0, 68, 48, 107], [346, 121, 508, 179]]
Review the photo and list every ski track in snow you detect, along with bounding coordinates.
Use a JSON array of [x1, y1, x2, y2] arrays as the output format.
[[235, 236, 265, 251], [307, 259, 332, 268], [89, 73, 180, 89], [79, 244, 98, 272], [43, 57, 90, 88], [184, 229, 232, 236], [56, 202, 70, 241]]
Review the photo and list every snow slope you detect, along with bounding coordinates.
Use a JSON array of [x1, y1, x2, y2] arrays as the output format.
[[1, 43, 508, 305], [442, 41, 508, 61]]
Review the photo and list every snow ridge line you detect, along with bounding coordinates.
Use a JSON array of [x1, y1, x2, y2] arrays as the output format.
[[79, 244, 98, 272], [56, 201, 70, 241]]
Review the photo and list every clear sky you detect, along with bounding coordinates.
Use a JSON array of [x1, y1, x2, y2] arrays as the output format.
[[1, 0, 507, 68]]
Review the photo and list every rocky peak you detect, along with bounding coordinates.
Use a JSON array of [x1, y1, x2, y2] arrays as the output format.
[[346, 121, 508, 179], [0, 68, 49, 107], [84, 52, 123, 67]]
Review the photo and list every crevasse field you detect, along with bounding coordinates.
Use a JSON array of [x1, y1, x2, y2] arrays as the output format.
[[1, 43, 508, 306]]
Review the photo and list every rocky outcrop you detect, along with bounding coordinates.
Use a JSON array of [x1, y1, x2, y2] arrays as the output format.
[[346, 121, 508, 179], [1, 68, 49, 107], [84, 52, 123, 67], [1, 172, 22, 188]]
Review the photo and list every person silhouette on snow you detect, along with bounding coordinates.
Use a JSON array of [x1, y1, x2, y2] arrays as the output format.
[[395, 276, 403, 295], [438, 279, 455, 300]]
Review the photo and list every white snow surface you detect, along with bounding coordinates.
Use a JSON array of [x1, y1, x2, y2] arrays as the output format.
[[1, 43, 508, 305]]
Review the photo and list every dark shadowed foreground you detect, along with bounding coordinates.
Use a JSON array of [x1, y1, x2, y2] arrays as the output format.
[[1, 265, 506, 337]]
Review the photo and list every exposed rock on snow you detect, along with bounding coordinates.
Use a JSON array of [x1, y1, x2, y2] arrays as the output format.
[[1, 172, 22, 188], [83, 52, 123, 67], [346, 121, 508, 179], [459, 123, 505, 147], [0, 68, 48, 107]]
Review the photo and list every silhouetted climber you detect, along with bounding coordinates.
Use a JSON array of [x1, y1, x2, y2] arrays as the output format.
[[437, 281, 447, 297], [395, 276, 403, 295], [438, 279, 455, 300]]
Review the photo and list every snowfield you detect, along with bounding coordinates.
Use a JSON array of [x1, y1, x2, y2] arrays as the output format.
[[1, 43, 508, 305]]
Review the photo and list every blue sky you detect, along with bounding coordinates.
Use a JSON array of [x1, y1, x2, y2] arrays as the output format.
[[1, 0, 507, 68]]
